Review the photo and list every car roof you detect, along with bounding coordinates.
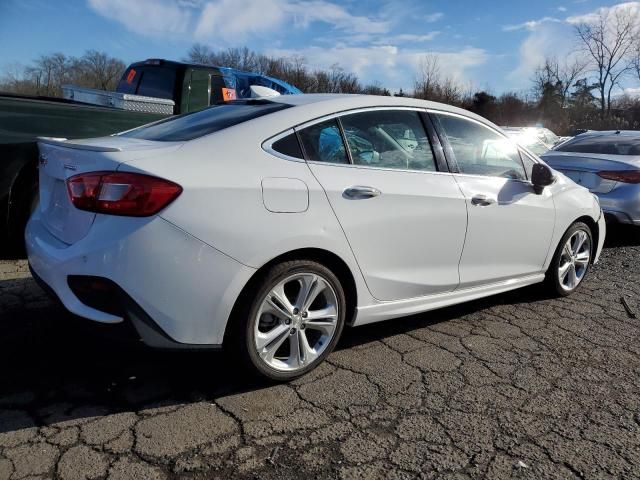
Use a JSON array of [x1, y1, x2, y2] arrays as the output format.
[[573, 130, 640, 140], [268, 94, 495, 128]]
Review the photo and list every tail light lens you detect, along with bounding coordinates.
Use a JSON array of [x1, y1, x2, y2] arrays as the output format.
[[67, 172, 182, 216], [597, 170, 640, 184]]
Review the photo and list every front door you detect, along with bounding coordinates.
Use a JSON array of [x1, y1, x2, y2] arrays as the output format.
[[298, 109, 468, 301], [432, 111, 555, 288]]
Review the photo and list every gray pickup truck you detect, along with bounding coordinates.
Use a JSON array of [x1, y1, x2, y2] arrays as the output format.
[[0, 59, 300, 255]]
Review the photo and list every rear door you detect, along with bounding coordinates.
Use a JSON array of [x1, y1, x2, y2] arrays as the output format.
[[431, 111, 555, 288], [299, 109, 468, 301]]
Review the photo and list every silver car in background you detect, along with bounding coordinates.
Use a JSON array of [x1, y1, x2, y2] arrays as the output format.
[[503, 128, 552, 156], [542, 130, 640, 226]]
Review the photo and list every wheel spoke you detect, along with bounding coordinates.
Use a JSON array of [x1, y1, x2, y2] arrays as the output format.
[[562, 243, 572, 259], [296, 275, 327, 312], [256, 324, 290, 360], [288, 329, 302, 368], [267, 284, 294, 319], [559, 261, 572, 281], [568, 264, 578, 288], [305, 305, 337, 321], [575, 252, 590, 266], [573, 231, 587, 254], [299, 330, 317, 364], [304, 320, 335, 335]]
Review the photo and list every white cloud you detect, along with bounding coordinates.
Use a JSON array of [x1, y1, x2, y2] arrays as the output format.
[[557, 6, 567, 12], [195, 0, 287, 38], [374, 32, 441, 44], [507, 2, 640, 90], [566, 1, 640, 24], [503, 17, 561, 32], [88, 0, 390, 41], [269, 45, 488, 89], [88, 0, 192, 36], [507, 19, 575, 85]]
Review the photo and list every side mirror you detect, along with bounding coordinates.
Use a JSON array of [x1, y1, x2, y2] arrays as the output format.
[[531, 163, 554, 194]]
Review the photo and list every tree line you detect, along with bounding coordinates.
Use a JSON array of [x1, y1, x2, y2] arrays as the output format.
[[1, 4, 639, 134]]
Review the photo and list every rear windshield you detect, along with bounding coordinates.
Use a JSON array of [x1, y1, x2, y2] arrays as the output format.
[[116, 66, 177, 100], [555, 136, 640, 155], [119, 100, 291, 141]]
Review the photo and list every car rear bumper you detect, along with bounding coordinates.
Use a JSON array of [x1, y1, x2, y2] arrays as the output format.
[[26, 212, 256, 346], [596, 184, 640, 225]]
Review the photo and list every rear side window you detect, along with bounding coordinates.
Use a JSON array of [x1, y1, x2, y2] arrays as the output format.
[[116, 67, 176, 100], [340, 110, 436, 171], [297, 119, 349, 164], [556, 136, 640, 155], [136, 68, 177, 99], [272, 133, 303, 159], [120, 101, 291, 142]]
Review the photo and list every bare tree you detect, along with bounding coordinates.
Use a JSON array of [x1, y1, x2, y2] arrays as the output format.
[[413, 53, 441, 99], [75, 50, 126, 90], [634, 42, 640, 81], [413, 53, 464, 104], [574, 4, 640, 116], [532, 56, 587, 107]]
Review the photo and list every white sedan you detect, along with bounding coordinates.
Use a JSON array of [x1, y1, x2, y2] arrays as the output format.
[[27, 94, 605, 380]]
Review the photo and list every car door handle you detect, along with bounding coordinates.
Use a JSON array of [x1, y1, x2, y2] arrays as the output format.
[[343, 186, 382, 200], [471, 194, 496, 206]]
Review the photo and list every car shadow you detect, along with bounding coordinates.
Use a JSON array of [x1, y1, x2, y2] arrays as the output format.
[[0, 274, 550, 435], [0, 223, 633, 434], [602, 223, 640, 248]]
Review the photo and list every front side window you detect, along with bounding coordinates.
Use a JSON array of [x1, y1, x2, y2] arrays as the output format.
[[297, 119, 348, 164], [340, 110, 436, 171], [435, 113, 526, 180]]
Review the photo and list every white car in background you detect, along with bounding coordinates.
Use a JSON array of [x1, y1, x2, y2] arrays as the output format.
[[27, 95, 605, 380]]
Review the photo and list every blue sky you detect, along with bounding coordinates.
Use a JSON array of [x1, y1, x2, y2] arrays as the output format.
[[0, 0, 635, 94]]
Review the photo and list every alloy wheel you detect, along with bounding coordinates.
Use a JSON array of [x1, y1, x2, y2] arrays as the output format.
[[558, 229, 591, 292], [253, 273, 339, 372]]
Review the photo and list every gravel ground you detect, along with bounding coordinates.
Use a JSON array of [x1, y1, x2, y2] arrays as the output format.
[[0, 225, 639, 480]]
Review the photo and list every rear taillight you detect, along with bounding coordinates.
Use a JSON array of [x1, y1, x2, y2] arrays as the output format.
[[66, 172, 182, 216], [597, 170, 640, 184]]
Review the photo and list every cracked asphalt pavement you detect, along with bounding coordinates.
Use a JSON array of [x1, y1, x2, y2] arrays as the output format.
[[1, 225, 639, 479]]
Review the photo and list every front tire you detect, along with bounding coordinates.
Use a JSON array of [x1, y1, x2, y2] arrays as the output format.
[[234, 260, 346, 381], [545, 221, 593, 296]]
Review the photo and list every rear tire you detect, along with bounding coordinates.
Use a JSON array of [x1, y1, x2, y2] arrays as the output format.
[[232, 260, 346, 381], [545, 221, 593, 297]]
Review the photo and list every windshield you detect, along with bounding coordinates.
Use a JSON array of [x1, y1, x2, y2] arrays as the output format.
[[506, 132, 549, 156], [119, 100, 290, 142]]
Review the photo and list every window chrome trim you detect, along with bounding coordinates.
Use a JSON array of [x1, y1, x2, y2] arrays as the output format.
[[305, 159, 451, 176], [293, 106, 429, 132]]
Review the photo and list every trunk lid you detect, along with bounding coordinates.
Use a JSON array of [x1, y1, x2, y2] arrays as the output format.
[[542, 151, 640, 194], [36, 136, 182, 244]]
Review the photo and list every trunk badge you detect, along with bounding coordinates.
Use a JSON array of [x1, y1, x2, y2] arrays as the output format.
[[39, 154, 47, 166], [64, 164, 78, 171]]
